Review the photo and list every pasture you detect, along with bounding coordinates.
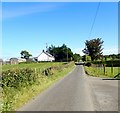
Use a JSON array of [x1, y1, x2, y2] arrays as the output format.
[[2, 62, 65, 71]]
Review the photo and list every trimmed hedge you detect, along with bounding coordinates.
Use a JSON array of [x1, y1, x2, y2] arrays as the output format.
[[90, 60, 120, 67]]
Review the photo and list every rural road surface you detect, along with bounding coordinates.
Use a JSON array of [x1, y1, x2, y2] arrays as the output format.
[[18, 65, 119, 111]]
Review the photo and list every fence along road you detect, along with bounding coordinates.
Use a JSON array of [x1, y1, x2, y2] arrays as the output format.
[[18, 65, 118, 111]]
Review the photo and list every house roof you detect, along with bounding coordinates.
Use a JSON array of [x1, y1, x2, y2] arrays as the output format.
[[37, 50, 54, 58], [10, 58, 18, 60]]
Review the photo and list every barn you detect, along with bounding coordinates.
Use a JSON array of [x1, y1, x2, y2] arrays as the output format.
[[35, 50, 55, 62]]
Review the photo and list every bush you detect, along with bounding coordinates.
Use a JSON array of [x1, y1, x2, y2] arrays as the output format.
[[2, 68, 36, 89], [85, 62, 91, 67], [90, 60, 120, 67]]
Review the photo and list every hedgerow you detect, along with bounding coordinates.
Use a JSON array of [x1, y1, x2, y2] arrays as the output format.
[[2, 68, 36, 89], [1, 62, 74, 111]]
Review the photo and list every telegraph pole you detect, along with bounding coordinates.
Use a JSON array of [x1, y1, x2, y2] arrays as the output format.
[[67, 47, 68, 63], [46, 43, 48, 52]]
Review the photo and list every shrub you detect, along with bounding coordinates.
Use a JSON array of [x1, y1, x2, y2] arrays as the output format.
[[2, 68, 36, 89], [85, 62, 91, 67], [90, 60, 120, 67]]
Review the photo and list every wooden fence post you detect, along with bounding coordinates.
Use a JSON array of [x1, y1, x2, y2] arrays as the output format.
[[103, 64, 106, 75], [111, 63, 113, 75]]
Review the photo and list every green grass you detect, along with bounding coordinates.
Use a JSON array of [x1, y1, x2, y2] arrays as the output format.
[[2, 62, 65, 71], [85, 66, 120, 78], [2, 62, 75, 111]]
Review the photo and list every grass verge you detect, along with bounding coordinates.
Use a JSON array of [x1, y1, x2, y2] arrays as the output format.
[[84, 66, 120, 78], [2, 62, 75, 111]]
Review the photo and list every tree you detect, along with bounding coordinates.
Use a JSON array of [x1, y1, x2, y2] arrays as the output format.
[[20, 50, 32, 60], [47, 44, 74, 62], [86, 55, 91, 61], [73, 53, 81, 62], [82, 55, 91, 61], [82, 38, 104, 61]]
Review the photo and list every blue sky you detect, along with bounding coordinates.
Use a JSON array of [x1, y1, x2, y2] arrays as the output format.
[[2, 2, 118, 59]]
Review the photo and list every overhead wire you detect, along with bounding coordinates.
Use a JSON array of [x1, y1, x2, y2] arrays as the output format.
[[88, 0, 101, 39]]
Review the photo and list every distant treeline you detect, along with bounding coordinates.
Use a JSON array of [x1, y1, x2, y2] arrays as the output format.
[[47, 44, 81, 62], [91, 60, 120, 67], [47, 44, 120, 62]]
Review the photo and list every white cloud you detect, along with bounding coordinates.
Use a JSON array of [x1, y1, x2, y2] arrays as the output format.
[[103, 47, 118, 55], [73, 46, 118, 56], [2, 3, 60, 19], [73, 48, 84, 56]]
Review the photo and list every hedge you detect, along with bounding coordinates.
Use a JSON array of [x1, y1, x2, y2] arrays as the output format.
[[90, 60, 120, 67]]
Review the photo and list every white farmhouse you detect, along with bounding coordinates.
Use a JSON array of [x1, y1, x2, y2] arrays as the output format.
[[35, 50, 55, 62]]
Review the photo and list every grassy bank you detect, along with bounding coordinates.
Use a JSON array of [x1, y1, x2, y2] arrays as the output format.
[[2, 62, 65, 71], [84, 66, 120, 78], [2, 62, 75, 111]]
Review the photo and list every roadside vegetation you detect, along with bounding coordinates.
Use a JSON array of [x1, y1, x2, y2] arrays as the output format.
[[82, 38, 120, 79], [84, 60, 120, 78], [1, 62, 75, 112], [85, 66, 120, 78]]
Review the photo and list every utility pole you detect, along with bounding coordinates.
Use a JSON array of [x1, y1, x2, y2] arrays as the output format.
[[67, 47, 68, 63], [46, 43, 48, 52]]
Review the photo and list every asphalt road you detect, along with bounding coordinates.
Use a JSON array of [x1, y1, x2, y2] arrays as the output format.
[[18, 65, 118, 111]]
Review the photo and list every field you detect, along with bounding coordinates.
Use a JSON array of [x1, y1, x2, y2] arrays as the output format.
[[2, 62, 65, 71], [1, 62, 75, 111], [85, 66, 120, 78]]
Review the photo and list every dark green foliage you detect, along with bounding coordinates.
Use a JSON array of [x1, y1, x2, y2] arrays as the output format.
[[2, 68, 36, 89], [42, 67, 53, 76], [101, 54, 120, 61], [47, 44, 74, 62], [82, 55, 86, 61], [85, 62, 91, 67], [20, 50, 32, 60], [83, 38, 104, 61], [90, 60, 120, 67], [82, 55, 91, 61], [73, 53, 81, 62]]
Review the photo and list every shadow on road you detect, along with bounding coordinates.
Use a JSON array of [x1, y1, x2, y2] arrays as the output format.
[[102, 78, 120, 80]]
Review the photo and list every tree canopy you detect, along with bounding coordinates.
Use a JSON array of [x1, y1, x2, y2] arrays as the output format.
[[82, 38, 104, 61], [73, 53, 81, 62], [47, 44, 74, 62], [20, 50, 32, 60]]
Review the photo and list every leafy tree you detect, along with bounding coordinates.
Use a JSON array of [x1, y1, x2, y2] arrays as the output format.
[[82, 55, 86, 61], [20, 50, 32, 60], [82, 55, 91, 61], [104, 55, 108, 61], [118, 54, 120, 59], [82, 38, 104, 61], [86, 55, 91, 61], [47, 44, 73, 62], [73, 53, 81, 62], [109, 54, 117, 60]]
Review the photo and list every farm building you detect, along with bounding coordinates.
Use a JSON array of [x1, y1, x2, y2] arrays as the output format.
[[10, 58, 18, 64], [35, 50, 55, 62]]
